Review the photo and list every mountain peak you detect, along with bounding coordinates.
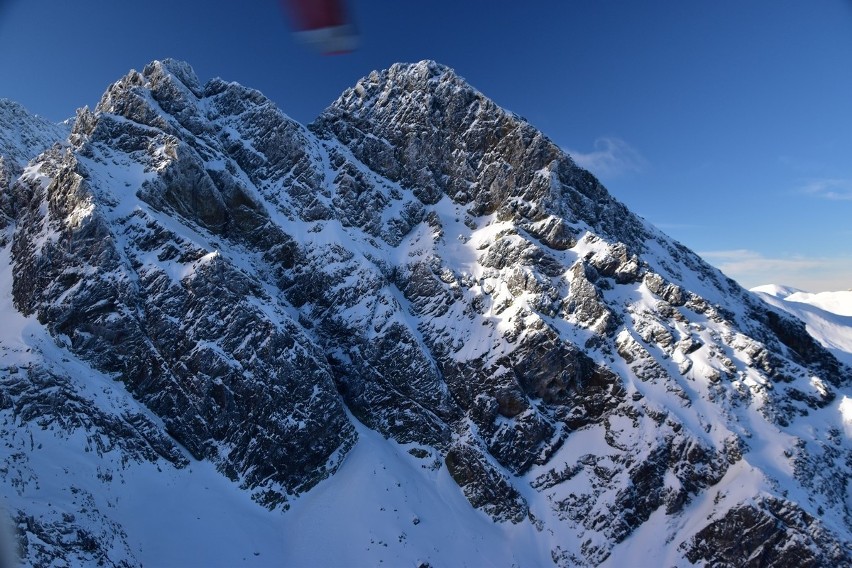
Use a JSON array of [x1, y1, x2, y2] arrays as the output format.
[[142, 58, 204, 96], [91, 58, 206, 131], [0, 98, 31, 116], [0, 98, 69, 174], [312, 60, 649, 251], [389, 59, 459, 82], [322, 59, 481, 119]]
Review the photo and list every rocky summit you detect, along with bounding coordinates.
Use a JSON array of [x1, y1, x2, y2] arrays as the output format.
[[0, 60, 850, 567]]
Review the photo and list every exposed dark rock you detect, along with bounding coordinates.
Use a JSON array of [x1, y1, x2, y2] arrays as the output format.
[[644, 272, 686, 306], [682, 498, 850, 568], [445, 443, 528, 523]]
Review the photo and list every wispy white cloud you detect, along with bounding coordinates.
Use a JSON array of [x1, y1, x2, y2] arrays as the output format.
[[565, 137, 648, 178], [699, 249, 852, 292], [799, 178, 852, 201]]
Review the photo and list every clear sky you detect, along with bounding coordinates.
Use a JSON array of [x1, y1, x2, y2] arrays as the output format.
[[1, 0, 850, 291]]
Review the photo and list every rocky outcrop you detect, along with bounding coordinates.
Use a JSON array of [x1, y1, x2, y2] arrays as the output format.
[[445, 442, 528, 523], [682, 498, 849, 567]]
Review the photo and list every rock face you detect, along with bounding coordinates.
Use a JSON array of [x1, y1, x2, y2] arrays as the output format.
[[1, 60, 850, 566]]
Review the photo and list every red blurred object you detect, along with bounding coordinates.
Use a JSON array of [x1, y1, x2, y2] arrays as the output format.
[[282, 0, 358, 54]]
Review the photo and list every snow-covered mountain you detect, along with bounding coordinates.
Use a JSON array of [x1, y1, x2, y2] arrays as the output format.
[[0, 100, 70, 174], [752, 285, 852, 368], [1, 59, 850, 567], [0, 100, 71, 242]]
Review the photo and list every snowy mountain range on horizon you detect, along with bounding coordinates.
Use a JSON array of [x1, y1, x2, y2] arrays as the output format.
[[751, 286, 852, 368], [0, 59, 850, 567]]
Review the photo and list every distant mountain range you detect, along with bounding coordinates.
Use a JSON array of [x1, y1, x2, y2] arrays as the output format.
[[1, 60, 850, 567], [752, 285, 852, 367]]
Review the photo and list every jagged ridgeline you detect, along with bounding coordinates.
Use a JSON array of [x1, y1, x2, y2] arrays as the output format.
[[1, 60, 849, 566]]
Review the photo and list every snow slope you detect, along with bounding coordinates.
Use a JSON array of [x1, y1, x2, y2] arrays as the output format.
[[753, 285, 852, 367]]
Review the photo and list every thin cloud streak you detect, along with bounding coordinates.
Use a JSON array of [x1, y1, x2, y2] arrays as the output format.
[[565, 137, 647, 179], [699, 249, 852, 292], [799, 178, 852, 201]]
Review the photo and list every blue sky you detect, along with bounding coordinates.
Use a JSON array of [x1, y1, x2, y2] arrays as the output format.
[[1, 0, 850, 291]]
